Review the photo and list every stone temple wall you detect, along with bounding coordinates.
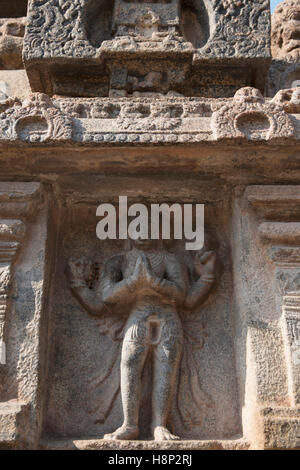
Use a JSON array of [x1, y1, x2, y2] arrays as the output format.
[[0, 0, 299, 450]]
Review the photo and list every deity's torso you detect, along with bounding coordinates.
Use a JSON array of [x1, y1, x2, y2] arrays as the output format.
[[123, 247, 167, 279], [121, 248, 184, 343]]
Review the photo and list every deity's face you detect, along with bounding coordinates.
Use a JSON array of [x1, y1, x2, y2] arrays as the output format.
[[131, 237, 159, 251], [272, 2, 300, 59], [281, 8, 300, 56]]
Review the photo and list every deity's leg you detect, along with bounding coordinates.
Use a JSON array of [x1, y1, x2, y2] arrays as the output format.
[[151, 335, 183, 440], [104, 340, 148, 440]]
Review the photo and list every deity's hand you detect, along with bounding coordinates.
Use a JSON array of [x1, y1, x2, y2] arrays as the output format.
[[67, 257, 93, 288], [195, 251, 216, 279], [130, 254, 163, 291], [132, 255, 152, 283]]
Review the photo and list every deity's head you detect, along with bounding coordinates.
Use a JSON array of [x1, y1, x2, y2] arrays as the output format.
[[271, 0, 300, 60], [130, 237, 166, 252]]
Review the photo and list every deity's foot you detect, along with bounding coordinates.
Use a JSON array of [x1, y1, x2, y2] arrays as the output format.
[[153, 425, 180, 441], [104, 425, 139, 440]]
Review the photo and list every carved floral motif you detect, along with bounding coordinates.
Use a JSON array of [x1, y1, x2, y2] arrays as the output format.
[[200, 0, 270, 58], [211, 87, 295, 141], [24, 0, 93, 59], [24, 0, 270, 59], [0, 222, 26, 364], [0, 93, 73, 143]]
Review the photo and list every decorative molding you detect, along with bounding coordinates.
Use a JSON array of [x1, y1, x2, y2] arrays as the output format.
[[24, 0, 270, 61], [282, 295, 300, 404], [259, 222, 300, 245], [212, 87, 295, 141], [0, 91, 297, 146], [0, 93, 73, 143], [0, 183, 42, 366], [246, 184, 300, 406]]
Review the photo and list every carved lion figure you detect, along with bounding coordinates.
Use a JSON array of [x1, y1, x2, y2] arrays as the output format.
[[271, 0, 300, 60]]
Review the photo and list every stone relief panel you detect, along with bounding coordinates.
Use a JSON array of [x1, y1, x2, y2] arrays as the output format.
[[44, 193, 241, 440], [111, 0, 182, 40], [68, 243, 217, 441], [276, 273, 300, 405], [230, 185, 300, 449], [268, 0, 300, 96], [211, 87, 295, 142], [24, 0, 269, 59], [0, 93, 73, 143], [0, 90, 297, 146], [0, 219, 26, 365], [23, 1, 270, 97], [0, 182, 52, 449], [272, 87, 300, 114], [240, 185, 300, 447], [286, 315, 300, 368]]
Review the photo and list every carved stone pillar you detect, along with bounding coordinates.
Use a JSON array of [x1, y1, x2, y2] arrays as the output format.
[[0, 219, 26, 364], [0, 182, 51, 449], [282, 295, 300, 405], [242, 186, 300, 448]]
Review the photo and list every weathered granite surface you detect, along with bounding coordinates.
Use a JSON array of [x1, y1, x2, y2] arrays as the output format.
[[0, 0, 299, 452], [0, 87, 297, 146], [268, 0, 300, 96], [23, 0, 271, 97]]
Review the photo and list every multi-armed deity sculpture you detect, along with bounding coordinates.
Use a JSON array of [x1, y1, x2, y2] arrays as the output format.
[[68, 239, 216, 440]]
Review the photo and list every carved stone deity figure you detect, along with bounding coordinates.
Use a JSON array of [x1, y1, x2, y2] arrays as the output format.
[[68, 239, 216, 440], [112, 0, 181, 39], [271, 0, 300, 61]]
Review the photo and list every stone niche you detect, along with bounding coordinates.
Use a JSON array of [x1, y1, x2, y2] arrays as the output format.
[[23, 0, 271, 98], [42, 179, 242, 446]]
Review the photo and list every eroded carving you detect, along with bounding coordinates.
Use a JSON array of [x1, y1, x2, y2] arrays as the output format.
[[23, 1, 270, 97], [25, 0, 269, 58], [68, 240, 216, 440], [282, 294, 300, 403], [271, 0, 300, 61], [112, 0, 181, 39], [24, 0, 94, 59], [272, 88, 300, 114], [0, 93, 73, 143], [268, 0, 300, 96], [0, 244, 19, 365], [286, 314, 300, 367], [108, 64, 188, 97], [0, 17, 26, 69], [199, 0, 269, 59], [0, 220, 27, 365], [212, 87, 295, 141], [0, 183, 42, 367]]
